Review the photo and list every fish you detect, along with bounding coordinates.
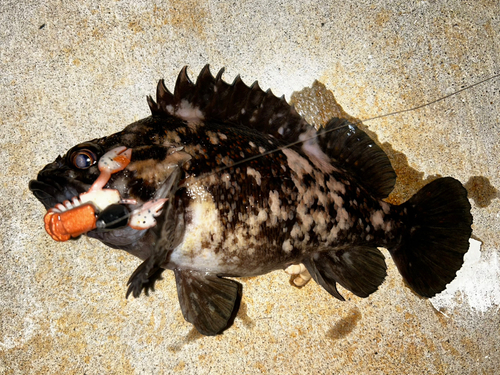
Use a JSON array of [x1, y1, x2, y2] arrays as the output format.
[[29, 65, 473, 336]]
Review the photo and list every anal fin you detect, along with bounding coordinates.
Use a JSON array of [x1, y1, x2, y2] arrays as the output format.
[[303, 246, 387, 301], [174, 270, 242, 336]]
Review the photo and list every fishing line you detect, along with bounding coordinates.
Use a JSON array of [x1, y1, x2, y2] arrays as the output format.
[[97, 213, 133, 230], [179, 72, 500, 186], [359, 72, 500, 123]]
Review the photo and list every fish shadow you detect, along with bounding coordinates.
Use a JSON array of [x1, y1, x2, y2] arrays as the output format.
[[326, 307, 362, 340]]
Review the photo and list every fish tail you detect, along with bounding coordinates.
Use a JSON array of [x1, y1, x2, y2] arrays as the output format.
[[389, 177, 473, 297]]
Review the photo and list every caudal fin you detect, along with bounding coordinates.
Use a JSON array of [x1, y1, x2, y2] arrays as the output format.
[[389, 177, 473, 297]]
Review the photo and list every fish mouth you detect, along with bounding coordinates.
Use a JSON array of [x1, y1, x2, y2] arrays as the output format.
[[29, 176, 90, 210]]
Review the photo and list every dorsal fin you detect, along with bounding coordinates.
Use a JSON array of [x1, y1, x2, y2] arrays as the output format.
[[147, 64, 310, 142], [318, 118, 397, 198], [148, 66, 396, 198]]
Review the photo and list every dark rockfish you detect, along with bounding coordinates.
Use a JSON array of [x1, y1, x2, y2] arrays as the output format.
[[29, 66, 473, 335]]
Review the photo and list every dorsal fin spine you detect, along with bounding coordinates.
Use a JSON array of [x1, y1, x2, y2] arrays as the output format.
[[147, 95, 159, 115], [173, 66, 194, 104]]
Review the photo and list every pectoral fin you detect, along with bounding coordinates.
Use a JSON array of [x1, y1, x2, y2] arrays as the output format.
[[174, 269, 242, 336], [126, 250, 167, 298], [303, 246, 387, 301]]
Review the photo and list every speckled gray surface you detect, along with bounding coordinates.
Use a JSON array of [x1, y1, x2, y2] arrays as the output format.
[[1, 1, 499, 374]]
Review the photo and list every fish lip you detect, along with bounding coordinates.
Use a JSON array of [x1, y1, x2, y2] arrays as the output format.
[[29, 177, 90, 210], [28, 179, 59, 209]]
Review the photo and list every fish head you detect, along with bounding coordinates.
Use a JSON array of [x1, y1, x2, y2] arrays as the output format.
[[29, 141, 106, 210], [29, 117, 190, 249]]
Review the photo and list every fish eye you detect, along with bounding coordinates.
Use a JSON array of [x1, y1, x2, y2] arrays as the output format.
[[71, 149, 97, 169]]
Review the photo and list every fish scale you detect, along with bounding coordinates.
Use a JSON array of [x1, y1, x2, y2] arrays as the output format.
[[29, 65, 473, 336]]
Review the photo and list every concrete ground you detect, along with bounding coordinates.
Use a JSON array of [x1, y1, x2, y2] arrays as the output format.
[[1, 1, 499, 374]]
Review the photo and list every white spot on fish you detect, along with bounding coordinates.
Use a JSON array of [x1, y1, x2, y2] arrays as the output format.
[[311, 209, 328, 239], [331, 192, 344, 208], [328, 178, 346, 194], [327, 226, 340, 242], [282, 239, 293, 253], [175, 100, 204, 125], [336, 206, 350, 230], [268, 190, 283, 226], [247, 167, 262, 186], [257, 209, 268, 222], [247, 209, 267, 236], [291, 223, 302, 239], [380, 201, 391, 214], [282, 148, 313, 178], [222, 173, 231, 189], [370, 210, 385, 229], [206, 131, 220, 145], [384, 221, 392, 232]]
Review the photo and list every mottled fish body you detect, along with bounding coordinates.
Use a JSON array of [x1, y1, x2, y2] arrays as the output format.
[[30, 66, 473, 335], [157, 120, 398, 277]]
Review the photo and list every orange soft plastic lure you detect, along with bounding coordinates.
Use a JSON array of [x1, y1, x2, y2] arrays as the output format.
[[44, 203, 97, 242]]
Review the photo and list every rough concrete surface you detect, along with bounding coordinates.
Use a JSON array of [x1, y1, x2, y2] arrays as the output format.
[[1, 1, 499, 374]]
